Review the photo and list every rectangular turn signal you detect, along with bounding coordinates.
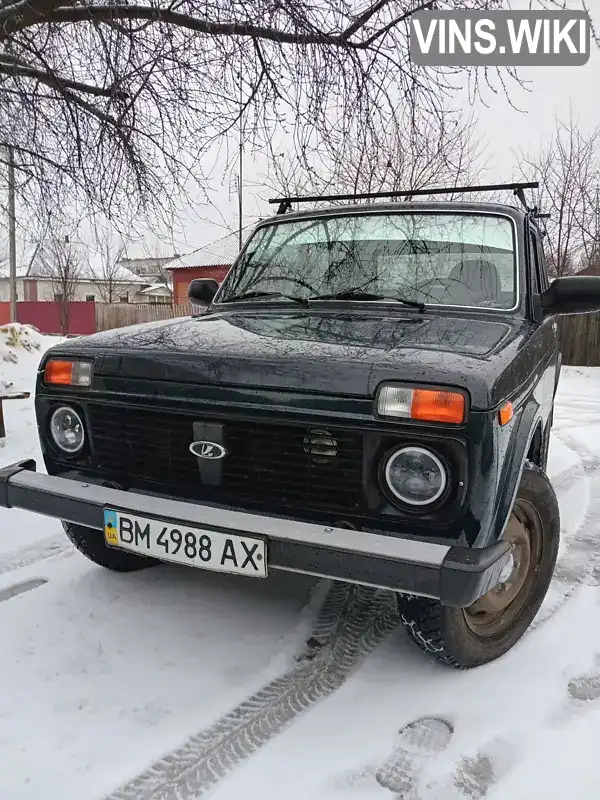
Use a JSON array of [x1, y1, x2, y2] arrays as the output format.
[[376, 384, 466, 424], [411, 389, 466, 424], [44, 359, 92, 387]]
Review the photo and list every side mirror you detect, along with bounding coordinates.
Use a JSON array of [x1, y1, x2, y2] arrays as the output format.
[[188, 278, 218, 308], [541, 276, 600, 317]]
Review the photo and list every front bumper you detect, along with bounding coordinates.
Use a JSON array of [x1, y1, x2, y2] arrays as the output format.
[[0, 460, 511, 607]]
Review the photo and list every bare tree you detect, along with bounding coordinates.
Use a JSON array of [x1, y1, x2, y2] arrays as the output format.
[[1, 0, 590, 224], [519, 116, 600, 278], [579, 185, 600, 271], [93, 231, 127, 304], [264, 108, 486, 202], [40, 237, 84, 333]]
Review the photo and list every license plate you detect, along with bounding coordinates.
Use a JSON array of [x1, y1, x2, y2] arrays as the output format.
[[103, 509, 267, 578]]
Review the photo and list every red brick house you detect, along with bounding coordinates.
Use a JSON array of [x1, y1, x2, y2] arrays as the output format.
[[167, 232, 247, 305]]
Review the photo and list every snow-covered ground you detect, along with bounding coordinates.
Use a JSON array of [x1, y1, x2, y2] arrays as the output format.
[[2, 323, 600, 799]]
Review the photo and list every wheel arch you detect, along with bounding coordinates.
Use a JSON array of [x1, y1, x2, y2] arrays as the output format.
[[526, 421, 544, 468], [488, 398, 544, 545]]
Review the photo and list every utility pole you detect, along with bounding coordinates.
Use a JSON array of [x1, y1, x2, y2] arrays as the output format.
[[595, 187, 599, 253], [237, 169, 242, 252], [7, 144, 16, 324], [238, 78, 243, 252]]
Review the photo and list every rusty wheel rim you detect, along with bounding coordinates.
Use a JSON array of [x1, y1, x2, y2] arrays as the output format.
[[463, 499, 543, 637]]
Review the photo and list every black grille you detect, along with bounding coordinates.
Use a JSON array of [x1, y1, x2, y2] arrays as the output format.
[[86, 404, 364, 514]]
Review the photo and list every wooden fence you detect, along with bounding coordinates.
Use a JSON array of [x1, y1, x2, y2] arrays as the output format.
[[557, 313, 600, 367], [95, 303, 195, 332]]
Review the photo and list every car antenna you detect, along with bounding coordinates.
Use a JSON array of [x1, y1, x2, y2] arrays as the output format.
[[270, 181, 540, 214]]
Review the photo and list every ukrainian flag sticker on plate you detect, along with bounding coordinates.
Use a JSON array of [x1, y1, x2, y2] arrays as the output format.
[[104, 509, 119, 546]]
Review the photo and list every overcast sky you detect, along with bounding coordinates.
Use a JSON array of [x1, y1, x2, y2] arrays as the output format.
[[476, 38, 599, 177], [135, 18, 599, 261]]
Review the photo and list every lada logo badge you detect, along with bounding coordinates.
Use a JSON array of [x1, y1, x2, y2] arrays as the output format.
[[189, 441, 227, 460]]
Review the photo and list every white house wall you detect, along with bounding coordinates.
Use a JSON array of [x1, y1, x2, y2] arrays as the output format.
[[0, 278, 25, 302], [0, 279, 149, 303]]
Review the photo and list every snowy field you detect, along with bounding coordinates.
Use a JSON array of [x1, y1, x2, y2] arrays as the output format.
[[2, 323, 600, 799]]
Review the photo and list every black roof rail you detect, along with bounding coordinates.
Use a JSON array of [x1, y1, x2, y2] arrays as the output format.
[[269, 181, 540, 215]]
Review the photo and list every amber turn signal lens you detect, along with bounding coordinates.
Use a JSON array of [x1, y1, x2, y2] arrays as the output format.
[[498, 401, 514, 426], [411, 389, 466, 424], [44, 359, 92, 387], [44, 360, 74, 385]]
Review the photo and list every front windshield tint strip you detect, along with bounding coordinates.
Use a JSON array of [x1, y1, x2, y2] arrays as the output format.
[[216, 211, 520, 313]]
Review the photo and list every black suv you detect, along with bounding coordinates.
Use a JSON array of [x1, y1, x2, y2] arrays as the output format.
[[3, 182, 600, 668]]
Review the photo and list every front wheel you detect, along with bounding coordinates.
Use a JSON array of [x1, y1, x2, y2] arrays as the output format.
[[398, 463, 559, 669]]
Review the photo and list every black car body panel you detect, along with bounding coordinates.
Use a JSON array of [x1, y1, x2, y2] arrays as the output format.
[[44, 309, 541, 410]]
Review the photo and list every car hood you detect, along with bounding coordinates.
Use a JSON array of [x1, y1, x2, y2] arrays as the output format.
[[52, 308, 529, 409]]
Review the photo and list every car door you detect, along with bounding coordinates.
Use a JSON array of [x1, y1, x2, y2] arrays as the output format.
[[528, 224, 560, 447]]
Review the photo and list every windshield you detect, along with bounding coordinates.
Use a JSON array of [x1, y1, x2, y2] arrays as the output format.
[[218, 212, 517, 310]]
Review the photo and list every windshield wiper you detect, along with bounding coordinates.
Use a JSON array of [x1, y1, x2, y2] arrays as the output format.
[[309, 290, 426, 313], [220, 291, 309, 306]]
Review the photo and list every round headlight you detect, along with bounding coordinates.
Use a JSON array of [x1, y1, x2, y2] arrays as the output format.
[[50, 406, 85, 454], [384, 446, 447, 507]]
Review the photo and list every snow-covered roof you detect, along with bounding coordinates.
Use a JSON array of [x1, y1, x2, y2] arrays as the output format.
[[166, 231, 248, 271], [119, 256, 177, 275], [139, 282, 172, 295], [0, 260, 29, 279], [0, 245, 148, 285], [0, 243, 47, 278], [78, 260, 148, 284]]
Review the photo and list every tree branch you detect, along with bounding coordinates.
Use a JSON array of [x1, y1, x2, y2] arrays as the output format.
[[339, 0, 396, 41], [5, 2, 415, 48], [362, 1, 436, 47], [0, 52, 127, 98]]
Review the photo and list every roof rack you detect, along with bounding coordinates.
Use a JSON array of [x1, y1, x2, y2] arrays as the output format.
[[269, 181, 540, 215]]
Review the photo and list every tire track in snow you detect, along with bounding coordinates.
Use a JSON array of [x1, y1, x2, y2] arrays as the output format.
[[0, 577, 47, 603], [107, 582, 399, 800], [530, 432, 600, 632], [0, 536, 72, 578]]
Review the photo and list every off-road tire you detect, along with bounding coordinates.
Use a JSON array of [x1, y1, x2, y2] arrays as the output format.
[[397, 462, 560, 669], [63, 522, 156, 572]]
